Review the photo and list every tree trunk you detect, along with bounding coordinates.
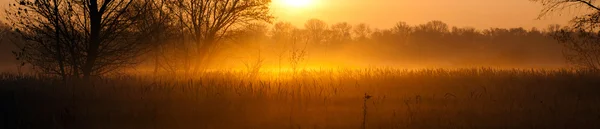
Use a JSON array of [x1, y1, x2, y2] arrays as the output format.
[[53, 0, 66, 82], [83, 0, 102, 80], [192, 36, 215, 75]]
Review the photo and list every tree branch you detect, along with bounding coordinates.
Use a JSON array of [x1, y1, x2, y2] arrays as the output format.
[[573, 0, 600, 11]]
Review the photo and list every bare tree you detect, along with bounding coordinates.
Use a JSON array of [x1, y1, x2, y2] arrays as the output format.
[[7, 0, 74, 78], [330, 22, 352, 43], [533, 0, 600, 70], [353, 23, 372, 41], [552, 30, 600, 69], [391, 21, 412, 44], [168, 0, 272, 74], [392, 21, 412, 35], [7, 0, 161, 79], [272, 22, 295, 43], [416, 20, 449, 34], [137, 0, 178, 75], [288, 28, 308, 74], [304, 19, 328, 44]]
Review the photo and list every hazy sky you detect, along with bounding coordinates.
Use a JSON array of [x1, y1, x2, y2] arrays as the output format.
[[0, 0, 585, 29], [271, 0, 581, 29]]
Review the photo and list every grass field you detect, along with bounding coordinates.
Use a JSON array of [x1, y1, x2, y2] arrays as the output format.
[[1, 68, 600, 129]]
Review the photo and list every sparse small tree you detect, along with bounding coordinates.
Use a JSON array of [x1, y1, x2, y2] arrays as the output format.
[[271, 21, 296, 73], [289, 28, 308, 74], [230, 23, 268, 79]]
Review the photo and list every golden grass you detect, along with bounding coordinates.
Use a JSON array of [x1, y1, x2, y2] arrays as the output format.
[[1, 68, 600, 129]]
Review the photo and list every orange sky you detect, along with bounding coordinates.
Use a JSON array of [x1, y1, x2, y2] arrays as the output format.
[[0, 0, 585, 29], [271, 0, 583, 29]]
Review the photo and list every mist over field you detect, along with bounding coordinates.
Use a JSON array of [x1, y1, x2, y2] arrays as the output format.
[[1, 20, 569, 73], [194, 23, 568, 70]]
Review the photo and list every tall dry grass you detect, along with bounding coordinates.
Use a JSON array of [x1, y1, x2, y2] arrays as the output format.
[[1, 68, 600, 129]]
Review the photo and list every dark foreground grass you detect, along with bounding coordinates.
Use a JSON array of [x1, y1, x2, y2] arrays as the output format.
[[1, 68, 600, 129]]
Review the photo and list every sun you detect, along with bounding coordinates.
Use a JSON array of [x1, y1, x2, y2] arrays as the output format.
[[280, 0, 313, 8]]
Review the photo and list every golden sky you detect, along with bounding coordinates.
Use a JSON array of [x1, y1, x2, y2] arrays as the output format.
[[271, 0, 580, 29], [0, 0, 583, 29]]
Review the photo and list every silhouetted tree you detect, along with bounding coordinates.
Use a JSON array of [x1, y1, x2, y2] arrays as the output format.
[[330, 22, 352, 44], [533, 0, 600, 69], [6, 0, 70, 78], [168, 0, 272, 74], [137, 0, 179, 74], [304, 19, 329, 44], [553, 30, 600, 69], [353, 23, 372, 41], [272, 22, 296, 43], [390, 21, 412, 45], [415, 20, 448, 37], [7, 0, 162, 79]]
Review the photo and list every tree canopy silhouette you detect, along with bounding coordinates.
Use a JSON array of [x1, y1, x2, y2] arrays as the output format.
[[6, 0, 163, 79]]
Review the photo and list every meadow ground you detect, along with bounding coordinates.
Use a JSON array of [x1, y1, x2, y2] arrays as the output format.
[[1, 68, 600, 129]]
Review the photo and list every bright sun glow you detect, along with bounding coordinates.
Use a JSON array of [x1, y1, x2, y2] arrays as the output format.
[[281, 0, 313, 8]]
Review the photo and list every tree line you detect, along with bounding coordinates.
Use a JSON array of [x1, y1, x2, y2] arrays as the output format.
[[229, 20, 565, 68]]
